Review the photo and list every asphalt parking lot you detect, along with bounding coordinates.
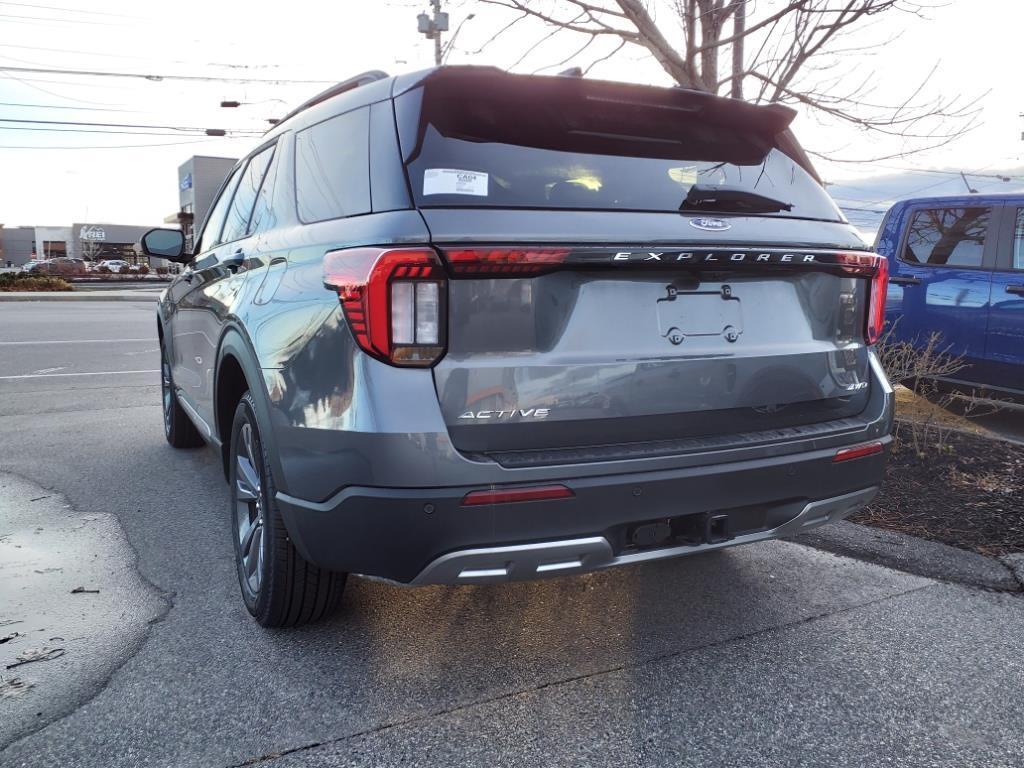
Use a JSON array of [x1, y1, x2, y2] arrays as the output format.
[[2, 300, 1024, 768]]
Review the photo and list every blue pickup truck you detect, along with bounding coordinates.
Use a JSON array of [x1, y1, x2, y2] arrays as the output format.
[[876, 193, 1024, 398]]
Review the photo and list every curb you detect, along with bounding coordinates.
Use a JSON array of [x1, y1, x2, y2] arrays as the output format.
[[0, 292, 160, 303], [793, 520, 1021, 592]]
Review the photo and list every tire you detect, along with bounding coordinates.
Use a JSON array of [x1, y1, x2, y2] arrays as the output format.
[[161, 338, 204, 449], [229, 392, 347, 627]]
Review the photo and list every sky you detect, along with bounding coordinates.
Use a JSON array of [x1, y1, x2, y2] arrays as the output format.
[[0, 0, 1022, 228]]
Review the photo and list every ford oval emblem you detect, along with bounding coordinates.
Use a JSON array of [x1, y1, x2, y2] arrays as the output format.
[[689, 217, 731, 232]]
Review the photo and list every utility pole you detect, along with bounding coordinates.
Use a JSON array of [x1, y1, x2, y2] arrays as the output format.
[[731, 0, 745, 99], [417, 0, 449, 66]]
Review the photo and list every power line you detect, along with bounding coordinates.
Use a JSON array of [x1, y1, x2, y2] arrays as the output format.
[[0, 12, 127, 27], [0, 138, 222, 150], [0, 1, 139, 17], [0, 118, 263, 135], [0, 64, 334, 85], [0, 42, 279, 71], [0, 125, 248, 137], [0, 100, 137, 112], [873, 164, 1023, 182], [0, 41, 204, 64], [0, 70, 132, 105]]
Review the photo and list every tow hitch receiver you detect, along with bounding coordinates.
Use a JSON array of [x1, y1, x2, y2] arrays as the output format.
[[628, 511, 736, 549], [705, 513, 733, 544]]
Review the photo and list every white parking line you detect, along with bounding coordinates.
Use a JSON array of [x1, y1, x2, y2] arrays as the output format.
[[0, 369, 159, 380], [0, 339, 153, 346]]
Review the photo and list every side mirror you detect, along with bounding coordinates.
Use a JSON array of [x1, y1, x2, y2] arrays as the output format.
[[140, 228, 189, 263]]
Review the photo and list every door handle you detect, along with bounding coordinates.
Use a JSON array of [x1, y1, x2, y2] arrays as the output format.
[[1007, 284, 1024, 296], [889, 276, 922, 286], [223, 249, 245, 273]]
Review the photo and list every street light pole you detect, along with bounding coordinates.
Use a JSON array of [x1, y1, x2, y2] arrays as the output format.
[[442, 12, 475, 63]]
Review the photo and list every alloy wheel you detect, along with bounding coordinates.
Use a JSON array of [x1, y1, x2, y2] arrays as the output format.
[[160, 354, 172, 435], [234, 421, 265, 597]]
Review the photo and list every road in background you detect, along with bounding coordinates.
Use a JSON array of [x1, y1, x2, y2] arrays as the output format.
[[2, 301, 1024, 768]]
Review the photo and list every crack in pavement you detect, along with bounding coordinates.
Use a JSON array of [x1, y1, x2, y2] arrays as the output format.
[[226, 580, 940, 767]]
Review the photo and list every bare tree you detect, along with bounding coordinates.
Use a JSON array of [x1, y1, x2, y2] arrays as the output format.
[[476, 0, 981, 162], [79, 238, 102, 263]]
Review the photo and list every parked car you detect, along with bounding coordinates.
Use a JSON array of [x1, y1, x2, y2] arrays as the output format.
[[20, 260, 45, 273], [97, 259, 131, 273], [30, 257, 87, 276], [142, 66, 893, 627], [876, 194, 1024, 399]]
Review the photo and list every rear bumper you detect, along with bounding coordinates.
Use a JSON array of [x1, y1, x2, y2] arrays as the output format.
[[411, 487, 878, 584], [276, 437, 890, 584]]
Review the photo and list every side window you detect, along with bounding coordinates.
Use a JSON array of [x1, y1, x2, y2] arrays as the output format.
[[194, 167, 241, 256], [247, 144, 280, 237], [901, 207, 990, 268], [1013, 209, 1024, 271], [295, 107, 370, 223], [221, 144, 276, 244]]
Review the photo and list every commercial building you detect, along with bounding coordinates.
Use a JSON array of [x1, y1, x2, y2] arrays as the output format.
[[166, 155, 237, 253], [1, 226, 36, 267], [70, 223, 158, 263], [1, 222, 172, 268], [35, 226, 72, 260]]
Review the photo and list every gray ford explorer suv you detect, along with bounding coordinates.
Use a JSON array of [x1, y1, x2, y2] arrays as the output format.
[[142, 66, 893, 627]]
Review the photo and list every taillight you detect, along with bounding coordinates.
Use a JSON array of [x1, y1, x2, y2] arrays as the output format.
[[445, 247, 570, 276], [323, 247, 446, 366], [866, 256, 888, 345], [838, 252, 888, 345]]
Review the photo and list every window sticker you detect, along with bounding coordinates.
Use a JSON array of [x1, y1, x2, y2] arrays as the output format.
[[423, 168, 489, 196]]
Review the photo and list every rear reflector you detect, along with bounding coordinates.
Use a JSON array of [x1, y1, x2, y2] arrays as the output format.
[[833, 441, 884, 462], [461, 484, 575, 506]]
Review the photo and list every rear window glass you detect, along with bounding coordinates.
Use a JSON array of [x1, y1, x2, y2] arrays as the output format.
[[295, 107, 371, 223], [396, 80, 842, 222], [902, 207, 989, 268]]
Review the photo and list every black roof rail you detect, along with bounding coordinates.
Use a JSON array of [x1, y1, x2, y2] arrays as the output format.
[[270, 70, 389, 130]]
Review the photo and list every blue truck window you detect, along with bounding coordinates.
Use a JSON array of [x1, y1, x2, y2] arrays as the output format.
[[902, 207, 990, 268]]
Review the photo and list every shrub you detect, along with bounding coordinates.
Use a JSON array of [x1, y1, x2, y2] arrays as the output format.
[[137, 264, 150, 275], [877, 326, 1003, 457], [155, 266, 169, 276], [97, 265, 112, 274], [0, 273, 73, 292]]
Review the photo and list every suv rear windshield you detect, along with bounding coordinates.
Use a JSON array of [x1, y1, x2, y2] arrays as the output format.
[[395, 74, 843, 223]]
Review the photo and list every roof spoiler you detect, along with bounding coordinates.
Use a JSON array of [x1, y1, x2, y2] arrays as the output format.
[[393, 66, 814, 179]]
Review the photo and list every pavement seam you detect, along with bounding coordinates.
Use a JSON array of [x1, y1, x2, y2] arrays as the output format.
[[226, 580, 939, 767]]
